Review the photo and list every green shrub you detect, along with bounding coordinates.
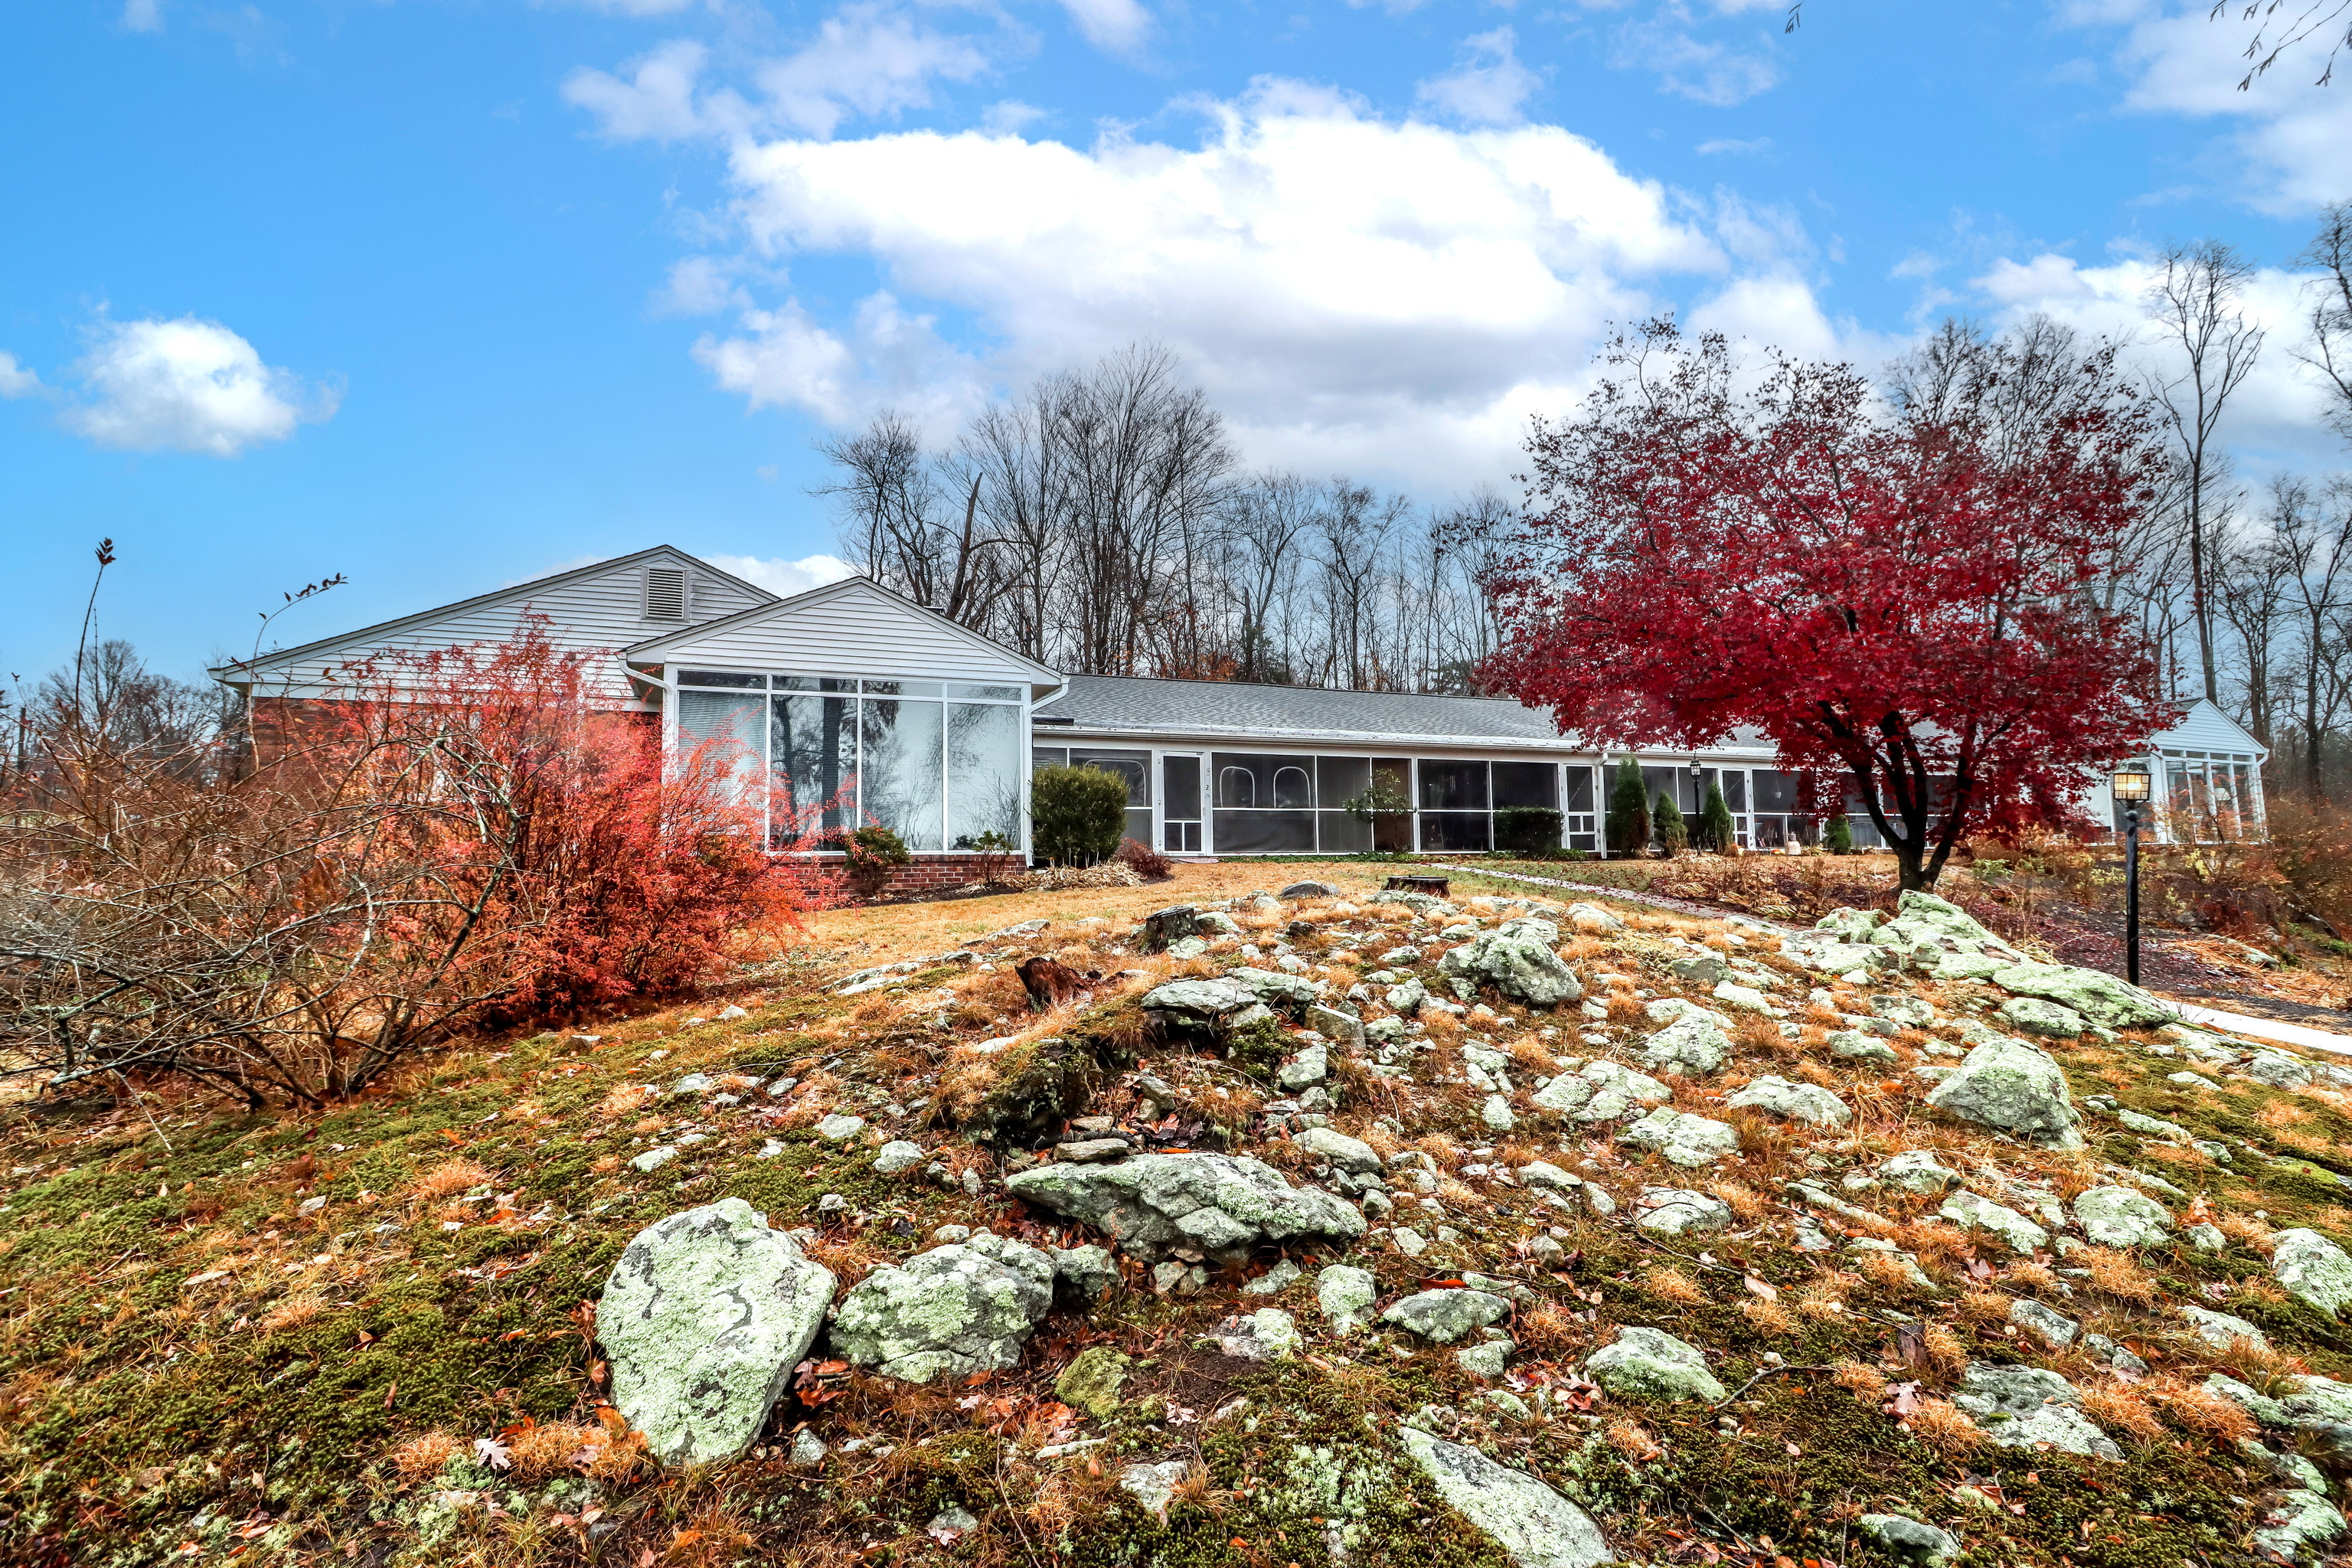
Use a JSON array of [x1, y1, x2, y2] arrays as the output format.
[[1823, 813, 1855, 855], [844, 823, 911, 893], [1494, 805, 1565, 856], [1605, 756, 1650, 857], [1031, 765, 1130, 866], [1655, 790, 1688, 854], [1700, 779, 1736, 853]]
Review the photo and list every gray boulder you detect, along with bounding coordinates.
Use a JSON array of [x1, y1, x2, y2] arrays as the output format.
[[1381, 1288, 1512, 1343], [1634, 1187, 1733, 1237], [828, 1232, 1055, 1383], [1214, 1306, 1300, 1361], [2254, 1491, 2347, 1562], [1232, 965, 1325, 1012], [2009, 1297, 2079, 1348], [1281, 880, 1342, 900], [1296, 1125, 1383, 1174], [1726, 1075, 1851, 1127], [1584, 1325, 1726, 1402], [1279, 1043, 1331, 1090], [2072, 1185, 2172, 1249], [600, 1198, 838, 1466], [2001, 996, 2086, 1039], [2247, 1052, 2317, 1089], [1398, 1427, 1612, 1568], [1856, 1514, 1960, 1565], [1532, 1059, 1671, 1122], [1140, 976, 1263, 1028], [1877, 1151, 1962, 1194], [1828, 1030, 1900, 1063], [1563, 901, 1625, 934], [1989, 962, 2173, 1030], [1317, 1264, 1379, 1333], [1927, 1037, 2081, 1148], [873, 1139, 925, 1175], [2272, 1228, 2352, 1316], [1620, 1107, 1741, 1167], [2182, 1304, 2269, 1351], [1642, 1012, 1733, 1076], [1439, 918, 1583, 1008], [1005, 1151, 1366, 1261], [1305, 1004, 1366, 1047], [1938, 1190, 2050, 1253], [1952, 1363, 2119, 1459]]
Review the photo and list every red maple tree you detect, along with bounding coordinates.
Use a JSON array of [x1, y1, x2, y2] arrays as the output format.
[[1479, 318, 2180, 890]]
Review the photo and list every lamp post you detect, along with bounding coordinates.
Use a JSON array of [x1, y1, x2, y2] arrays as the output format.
[[2112, 766, 2153, 985], [1690, 758, 1707, 850]]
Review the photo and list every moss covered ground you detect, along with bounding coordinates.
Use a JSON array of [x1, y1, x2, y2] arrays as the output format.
[[4, 861, 2352, 1566]]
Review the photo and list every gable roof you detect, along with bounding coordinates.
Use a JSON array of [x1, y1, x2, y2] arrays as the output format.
[[2157, 697, 2270, 760], [619, 574, 1063, 688], [211, 545, 775, 687]]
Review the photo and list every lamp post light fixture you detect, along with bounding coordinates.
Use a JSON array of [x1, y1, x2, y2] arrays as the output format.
[[2112, 766, 2154, 986], [1690, 758, 1707, 849]]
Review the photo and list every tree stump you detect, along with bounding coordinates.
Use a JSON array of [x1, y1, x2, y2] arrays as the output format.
[[1018, 956, 1096, 1013], [1384, 875, 1450, 897]]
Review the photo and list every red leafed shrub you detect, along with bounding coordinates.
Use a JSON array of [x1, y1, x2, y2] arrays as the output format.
[[1113, 835, 1175, 881], [1, 618, 835, 1106]]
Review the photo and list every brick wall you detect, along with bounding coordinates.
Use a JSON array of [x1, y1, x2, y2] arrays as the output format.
[[863, 854, 1006, 897]]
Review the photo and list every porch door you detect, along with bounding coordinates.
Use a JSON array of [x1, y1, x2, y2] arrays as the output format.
[[1161, 753, 1204, 854]]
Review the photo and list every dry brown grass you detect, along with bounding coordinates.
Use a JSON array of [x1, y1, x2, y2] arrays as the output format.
[[2217, 1210, 2276, 1251], [1957, 1289, 2012, 1327], [1857, 1252, 1921, 1293], [1606, 992, 1648, 1027], [390, 1430, 466, 1485], [259, 1292, 325, 1334], [1644, 1266, 1707, 1305], [508, 1421, 591, 1481], [409, 1158, 492, 1202], [2081, 1383, 2164, 1445], [2004, 1259, 2061, 1293], [1831, 1361, 1887, 1400], [1903, 1398, 1984, 1458], [597, 1083, 656, 1120], [2148, 1375, 2257, 1441], [1709, 1178, 1766, 1223], [1606, 1418, 1663, 1462], [2079, 1246, 2161, 1307], [1919, 1325, 1968, 1380], [1740, 1298, 1795, 1336]]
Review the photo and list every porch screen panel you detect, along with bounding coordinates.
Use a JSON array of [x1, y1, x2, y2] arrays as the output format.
[[1372, 758, 1413, 853], [773, 694, 857, 833], [1211, 752, 1316, 853], [860, 696, 944, 850], [1316, 756, 1373, 853], [1492, 761, 1557, 808], [1563, 764, 1598, 851], [947, 701, 1024, 849], [1421, 812, 1491, 851], [1073, 747, 1152, 847], [1418, 760, 1488, 811]]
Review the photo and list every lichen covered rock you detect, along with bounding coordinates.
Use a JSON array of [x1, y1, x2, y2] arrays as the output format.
[[1005, 1151, 1366, 1261], [599, 1198, 838, 1466], [828, 1232, 1054, 1383], [1583, 1325, 1727, 1402], [1532, 1058, 1671, 1122], [2272, 1228, 2352, 1316], [1439, 917, 1583, 1008], [1952, 1363, 2120, 1460], [1380, 1288, 1511, 1343], [1397, 1427, 1613, 1568], [1989, 962, 2173, 1030], [1926, 1037, 2081, 1148]]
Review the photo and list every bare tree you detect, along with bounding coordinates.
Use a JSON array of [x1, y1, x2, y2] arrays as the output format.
[[2272, 477, 2352, 797], [2145, 240, 2267, 705], [2301, 201, 2352, 446]]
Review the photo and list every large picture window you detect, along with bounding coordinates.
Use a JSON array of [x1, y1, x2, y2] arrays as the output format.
[[674, 669, 1025, 852]]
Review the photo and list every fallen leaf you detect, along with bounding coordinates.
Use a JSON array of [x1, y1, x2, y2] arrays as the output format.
[[1743, 1275, 1779, 1302]]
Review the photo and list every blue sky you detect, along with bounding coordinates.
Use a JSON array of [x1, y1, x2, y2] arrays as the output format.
[[4, 0, 2347, 686]]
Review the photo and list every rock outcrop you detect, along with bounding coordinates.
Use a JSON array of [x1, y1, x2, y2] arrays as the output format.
[[1005, 1151, 1366, 1261], [828, 1232, 1056, 1383]]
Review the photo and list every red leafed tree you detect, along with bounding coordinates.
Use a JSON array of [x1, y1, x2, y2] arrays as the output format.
[[1478, 318, 2181, 891], [3, 615, 837, 1106]]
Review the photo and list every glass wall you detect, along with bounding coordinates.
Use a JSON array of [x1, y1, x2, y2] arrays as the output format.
[[1033, 746, 1154, 847], [2123, 750, 2266, 843], [676, 671, 1024, 851]]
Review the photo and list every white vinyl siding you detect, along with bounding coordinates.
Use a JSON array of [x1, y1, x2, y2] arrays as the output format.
[[229, 550, 769, 703], [635, 580, 1044, 688]]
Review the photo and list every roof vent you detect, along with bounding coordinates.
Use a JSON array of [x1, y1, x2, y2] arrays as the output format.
[[645, 567, 688, 622]]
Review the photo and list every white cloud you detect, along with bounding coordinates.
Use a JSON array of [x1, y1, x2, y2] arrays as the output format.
[[120, 0, 162, 32], [61, 317, 336, 457], [1966, 250, 2341, 469], [981, 99, 1046, 134], [754, 5, 991, 137], [1415, 28, 1543, 126], [706, 552, 858, 596], [554, 0, 702, 15], [657, 255, 751, 315], [1341, 0, 1432, 18], [564, 39, 714, 142], [1696, 136, 1769, 155], [567, 8, 991, 145], [693, 80, 1823, 486], [1602, 4, 1785, 106], [1054, 0, 1151, 54], [0, 351, 41, 398], [2083, 1, 2352, 211]]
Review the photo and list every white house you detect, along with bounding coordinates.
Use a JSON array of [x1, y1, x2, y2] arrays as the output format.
[[212, 545, 2267, 864]]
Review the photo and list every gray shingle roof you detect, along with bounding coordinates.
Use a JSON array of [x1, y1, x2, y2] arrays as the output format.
[[1035, 673, 1588, 748]]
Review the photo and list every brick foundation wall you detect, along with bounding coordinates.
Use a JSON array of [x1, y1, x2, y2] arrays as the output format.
[[867, 854, 1005, 896]]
